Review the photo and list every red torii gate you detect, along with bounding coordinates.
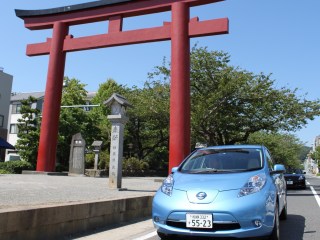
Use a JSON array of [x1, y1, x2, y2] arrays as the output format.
[[16, 0, 228, 172]]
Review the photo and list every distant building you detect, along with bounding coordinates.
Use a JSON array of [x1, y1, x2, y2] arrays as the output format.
[[6, 91, 96, 160], [6, 92, 45, 158], [314, 135, 320, 151], [0, 68, 13, 160]]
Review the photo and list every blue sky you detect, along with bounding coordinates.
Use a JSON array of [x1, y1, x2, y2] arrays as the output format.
[[1, 0, 319, 147]]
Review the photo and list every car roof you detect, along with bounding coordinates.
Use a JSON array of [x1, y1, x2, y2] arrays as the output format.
[[201, 145, 264, 150]]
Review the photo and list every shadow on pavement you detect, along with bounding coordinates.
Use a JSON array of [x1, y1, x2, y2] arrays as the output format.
[[280, 214, 305, 240]]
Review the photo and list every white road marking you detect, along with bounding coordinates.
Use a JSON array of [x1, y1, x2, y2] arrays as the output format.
[[310, 186, 320, 208], [306, 181, 310, 185], [132, 231, 157, 240]]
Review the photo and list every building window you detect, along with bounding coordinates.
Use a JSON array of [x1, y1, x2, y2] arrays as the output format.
[[10, 124, 19, 134], [0, 115, 4, 127], [12, 103, 22, 114]]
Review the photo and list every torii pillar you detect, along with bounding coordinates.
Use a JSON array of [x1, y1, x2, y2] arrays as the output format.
[[169, 2, 191, 171], [15, 0, 229, 172]]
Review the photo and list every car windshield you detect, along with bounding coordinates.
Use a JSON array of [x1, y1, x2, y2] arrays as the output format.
[[180, 148, 263, 173], [286, 169, 304, 174]]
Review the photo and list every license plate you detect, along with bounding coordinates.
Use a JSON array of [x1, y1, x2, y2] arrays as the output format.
[[186, 213, 213, 229], [287, 181, 293, 185]]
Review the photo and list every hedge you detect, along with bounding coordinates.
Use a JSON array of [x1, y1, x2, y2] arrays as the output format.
[[0, 161, 33, 174]]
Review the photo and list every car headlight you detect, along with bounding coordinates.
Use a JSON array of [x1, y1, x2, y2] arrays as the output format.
[[161, 174, 174, 196], [238, 174, 266, 198], [298, 175, 305, 181]]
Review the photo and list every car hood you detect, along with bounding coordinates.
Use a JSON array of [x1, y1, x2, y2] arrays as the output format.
[[173, 171, 261, 192], [172, 171, 264, 204]]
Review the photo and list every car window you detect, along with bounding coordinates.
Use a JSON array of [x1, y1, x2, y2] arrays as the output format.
[[181, 148, 263, 173], [286, 169, 303, 174]]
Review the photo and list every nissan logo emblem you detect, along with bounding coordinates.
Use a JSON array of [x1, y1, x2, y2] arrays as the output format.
[[196, 192, 207, 200]]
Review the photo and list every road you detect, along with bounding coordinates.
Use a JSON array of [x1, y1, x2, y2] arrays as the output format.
[[73, 174, 320, 240]]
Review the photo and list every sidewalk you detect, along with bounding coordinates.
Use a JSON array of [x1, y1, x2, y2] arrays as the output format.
[[0, 174, 162, 211], [0, 174, 163, 240]]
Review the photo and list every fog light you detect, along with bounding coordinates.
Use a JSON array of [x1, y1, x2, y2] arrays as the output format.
[[154, 216, 160, 223], [253, 219, 262, 227]]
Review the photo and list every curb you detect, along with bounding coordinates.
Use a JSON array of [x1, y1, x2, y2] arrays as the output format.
[[0, 196, 153, 240]]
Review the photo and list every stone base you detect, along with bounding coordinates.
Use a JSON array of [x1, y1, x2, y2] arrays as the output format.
[[85, 169, 107, 177], [22, 170, 68, 176]]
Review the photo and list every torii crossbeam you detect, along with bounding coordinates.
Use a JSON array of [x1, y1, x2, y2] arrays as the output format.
[[16, 0, 229, 172]]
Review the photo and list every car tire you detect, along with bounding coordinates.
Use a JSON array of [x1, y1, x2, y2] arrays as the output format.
[[157, 231, 173, 240], [269, 202, 280, 240], [279, 199, 287, 220]]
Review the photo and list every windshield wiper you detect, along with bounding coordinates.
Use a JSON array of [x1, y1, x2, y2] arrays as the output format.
[[189, 169, 231, 174]]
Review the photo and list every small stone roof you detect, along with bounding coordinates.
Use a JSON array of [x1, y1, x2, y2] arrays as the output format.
[[104, 93, 133, 108]]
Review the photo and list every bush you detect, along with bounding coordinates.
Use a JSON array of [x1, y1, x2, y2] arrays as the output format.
[[85, 150, 110, 170], [99, 151, 110, 170], [123, 157, 149, 172], [85, 153, 95, 169], [0, 169, 11, 174], [55, 163, 69, 172], [0, 161, 33, 174]]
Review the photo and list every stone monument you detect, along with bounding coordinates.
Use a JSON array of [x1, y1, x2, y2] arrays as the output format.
[[69, 133, 86, 175], [104, 93, 132, 189], [92, 140, 103, 170]]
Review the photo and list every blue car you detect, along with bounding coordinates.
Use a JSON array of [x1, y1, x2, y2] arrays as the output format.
[[152, 145, 287, 239]]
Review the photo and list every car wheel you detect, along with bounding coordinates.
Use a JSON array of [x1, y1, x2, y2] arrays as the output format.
[[279, 199, 287, 220], [157, 231, 173, 240], [269, 202, 280, 240]]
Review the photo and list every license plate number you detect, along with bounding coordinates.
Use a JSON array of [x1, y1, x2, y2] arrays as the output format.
[[186, 213, 213, 228], [287, 181, 293, 185]]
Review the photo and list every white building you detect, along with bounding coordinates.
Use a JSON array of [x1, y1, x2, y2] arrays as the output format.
[[0, 68, 13, 160], [6, 91, 96, 159], [6, 92, 45, 159]]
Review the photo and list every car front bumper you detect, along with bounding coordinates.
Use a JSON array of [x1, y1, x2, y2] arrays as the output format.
[[152, 188, 276, 238]]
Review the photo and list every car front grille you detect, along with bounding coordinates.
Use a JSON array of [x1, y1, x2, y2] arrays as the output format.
[[166, 220, 241, 231]]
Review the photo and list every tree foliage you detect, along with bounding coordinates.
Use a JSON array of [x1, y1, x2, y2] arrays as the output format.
[[89, 78, 128, 147], [90, 78, 170, 170], [125, 80, 170, 169], [15, 96, 40, 167], [15, 47, 320, 172], [246, 131, 304, 168], [151, 46, 320, 146], [57, 77, 100, 168]]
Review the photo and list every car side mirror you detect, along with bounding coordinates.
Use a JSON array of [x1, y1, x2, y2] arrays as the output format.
[[271, 164, 286, 174], [171, 167, 179, 174]]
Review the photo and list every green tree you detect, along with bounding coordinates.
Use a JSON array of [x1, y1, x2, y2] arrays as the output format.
[[151, 46, 320, 146], [57, 77, 100, 168], [310, 146, 320, 164], [90, 78, 169, 170], [246, 131, 304, 168], [299, 146, 312, 161], [15, 96, 41, 167], [89, 78, 128, 147], [125, 80, 170, 169]]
